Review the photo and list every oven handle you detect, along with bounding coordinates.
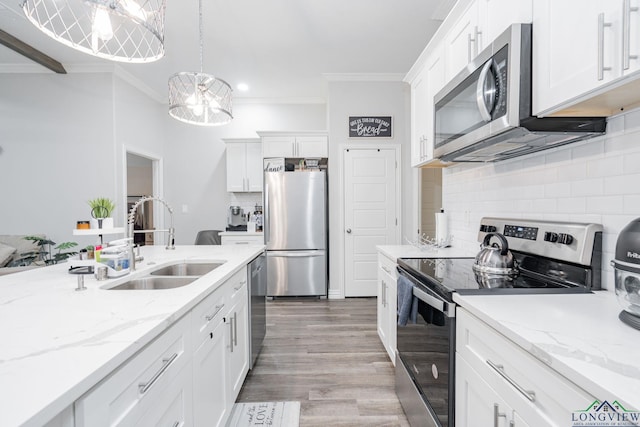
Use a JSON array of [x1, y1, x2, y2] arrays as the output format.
[[412, 286, 454, 318]]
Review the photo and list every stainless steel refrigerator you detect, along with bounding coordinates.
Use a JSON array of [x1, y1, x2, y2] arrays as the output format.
[[264, 170, 327, 296]]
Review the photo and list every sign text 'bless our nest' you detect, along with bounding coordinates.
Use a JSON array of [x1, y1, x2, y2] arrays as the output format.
[[348, 116, 392, 138]]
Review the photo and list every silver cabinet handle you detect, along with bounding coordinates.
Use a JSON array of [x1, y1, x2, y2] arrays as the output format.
[[172, 422, 180, 427], [382, 265, 391, 274], [235, 241, 250, 245], [233, 311, 238, 347], [623, 0, 639, 70], [493, 404, 506, 427], [346, 228, 352, 234], [228, 316, 234, 352], [205, 304, 225, 321], [598, 13, 613, 80], [139, 352, 178, 394], [487, 360, 536, 402], [468, 26, 482, 61], [381, 279, 386, 307], [467, 32, 473, 62]]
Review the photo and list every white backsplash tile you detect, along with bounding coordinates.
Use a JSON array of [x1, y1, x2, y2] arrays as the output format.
[[442, 108, 640, 292]]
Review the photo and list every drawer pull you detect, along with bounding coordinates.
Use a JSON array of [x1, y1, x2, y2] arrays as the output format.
[[205, 304, 225, 321], [233, 311, 238, 346], [381, 265, 391, 274], [139, 352, 178, 394], [487, 360, 536, 402], [172, 422, 180, 427]]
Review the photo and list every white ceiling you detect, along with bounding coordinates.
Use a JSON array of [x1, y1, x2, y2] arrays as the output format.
[[0, 0, 454, 103]]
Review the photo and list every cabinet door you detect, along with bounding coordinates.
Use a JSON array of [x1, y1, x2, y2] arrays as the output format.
[[444, 1, 479, 80], [411, 67, 429, 167], [135, 363, 193, 427], [226, 144, 247, 192], [533, 0, 621, 115], [296, 136, 328, 158], [193, 320, 227, 427], [225, 298, 249, 401], [625, 0, 640, 75], [423, 48, 445, 165], [245, 142, 263, 191], [456, 354, 513, 427], [262, 136, 295, 157], [376, 267, 388, 347], [383, 268, 397, 361], [477, 0, 532, 47]]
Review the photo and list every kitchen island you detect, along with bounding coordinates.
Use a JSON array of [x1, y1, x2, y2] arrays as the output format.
[[0, 244, 264, 427]]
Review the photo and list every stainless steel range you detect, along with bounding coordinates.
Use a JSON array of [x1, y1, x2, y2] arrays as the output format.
[[395, 217, 603, 427]]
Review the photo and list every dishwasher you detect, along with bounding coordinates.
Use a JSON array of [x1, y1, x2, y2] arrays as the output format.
[[248, 251, 267, 368]]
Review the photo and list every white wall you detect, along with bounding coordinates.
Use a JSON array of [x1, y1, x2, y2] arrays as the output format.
[[163, 103, 326, 244], [0, 73, 116, 246], [443, 110, 640, 292], [327, 80, 413, 298]]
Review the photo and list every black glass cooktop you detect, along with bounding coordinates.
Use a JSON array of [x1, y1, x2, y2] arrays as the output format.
[[397, 257, 591, 300]]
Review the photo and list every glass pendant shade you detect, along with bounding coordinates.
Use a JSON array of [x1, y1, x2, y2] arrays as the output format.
[[21, 0, 166, 63], [168, 72, 232, 126]]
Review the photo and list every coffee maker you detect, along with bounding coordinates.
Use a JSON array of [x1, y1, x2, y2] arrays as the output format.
[[227, 206, 247, 231]]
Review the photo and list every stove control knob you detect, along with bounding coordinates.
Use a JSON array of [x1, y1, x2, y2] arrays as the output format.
[[544, 232, 558, 242], [558, 233, 574, 245]]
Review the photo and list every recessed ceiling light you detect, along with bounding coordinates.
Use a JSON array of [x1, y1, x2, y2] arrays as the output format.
[[237, 83, 249, 92]]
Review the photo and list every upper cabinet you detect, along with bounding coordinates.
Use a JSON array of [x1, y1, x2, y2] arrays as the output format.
[[224, 138, 263, 193], [258, 131, 328, 158], [533, 0, 640, 116], [444, 0, 532, 81], [406, 0, 531, 167]]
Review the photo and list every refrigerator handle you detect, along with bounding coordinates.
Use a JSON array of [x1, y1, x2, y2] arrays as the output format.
[[264, 182, 270, 244]]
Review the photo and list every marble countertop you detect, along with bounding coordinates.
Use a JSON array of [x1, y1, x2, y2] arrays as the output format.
[[0, 244, 264, 427], [453, 291, 640, 410], [377, 244, 476, 261]]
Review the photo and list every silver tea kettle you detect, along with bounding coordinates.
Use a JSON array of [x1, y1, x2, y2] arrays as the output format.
[[472, 233, 518, 287]]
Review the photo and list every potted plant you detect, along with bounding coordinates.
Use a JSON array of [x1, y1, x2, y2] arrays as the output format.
[[87, 197, 116, 229]]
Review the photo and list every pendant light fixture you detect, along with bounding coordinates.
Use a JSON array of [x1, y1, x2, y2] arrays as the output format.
[[167, 0, 232, 126], [21, 0, 166, 63]]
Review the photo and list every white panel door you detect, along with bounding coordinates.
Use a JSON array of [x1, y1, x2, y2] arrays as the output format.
[[344, 148, 398, 297]]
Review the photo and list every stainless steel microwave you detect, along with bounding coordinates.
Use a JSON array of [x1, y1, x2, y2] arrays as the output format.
[[433, 23, 606, 163]]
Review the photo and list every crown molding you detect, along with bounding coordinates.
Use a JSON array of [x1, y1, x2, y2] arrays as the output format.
[[323, 73, 406, 82]]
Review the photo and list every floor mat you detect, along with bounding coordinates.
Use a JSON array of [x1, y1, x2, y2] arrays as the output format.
[[227, 401, 301, 427]]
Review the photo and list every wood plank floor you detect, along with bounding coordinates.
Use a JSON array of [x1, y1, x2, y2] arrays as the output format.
[[236, 298, 410, 427]]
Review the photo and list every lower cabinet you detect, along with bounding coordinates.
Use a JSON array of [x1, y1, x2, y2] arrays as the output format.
[[74, 268, 250, 427], [377, 252, 398, 364], [455, 308, 596, 426]]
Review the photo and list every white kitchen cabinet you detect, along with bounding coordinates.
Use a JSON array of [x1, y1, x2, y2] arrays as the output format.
[[221, 233, 264, 245], [225, 138, 263, 192], [377, 252, 397, 364], [259, 131, 328, 158], [75, 314, 192, 427], [135, 362, 193, 427], [444, 0, 532, 81], [225, 272, 249, 400], [455, 308, 596, 426], [192, 285, 228, 427]]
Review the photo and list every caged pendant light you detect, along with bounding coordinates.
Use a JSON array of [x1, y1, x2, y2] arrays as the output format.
[[167, 0, 232, 126], [21, 0, 166, 63]]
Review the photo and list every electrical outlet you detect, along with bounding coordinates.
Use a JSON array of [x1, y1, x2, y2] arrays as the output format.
[[182, 204, 189, 214]]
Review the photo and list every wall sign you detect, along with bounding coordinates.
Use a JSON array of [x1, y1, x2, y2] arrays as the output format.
[[264, 158, 284, 172], [348, 116, 392, 138]]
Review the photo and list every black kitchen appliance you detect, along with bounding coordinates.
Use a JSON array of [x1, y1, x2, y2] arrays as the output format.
[[612, 217, 640, 330], [395, 217, 603, 427]]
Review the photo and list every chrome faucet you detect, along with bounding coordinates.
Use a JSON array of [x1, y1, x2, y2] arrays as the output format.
[[127, 196, 176, 270]]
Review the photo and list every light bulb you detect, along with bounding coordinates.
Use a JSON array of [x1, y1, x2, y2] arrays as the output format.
[[92, 7, 113, 42], [121, 0, 147, 21], [186, 93, 204, 117]]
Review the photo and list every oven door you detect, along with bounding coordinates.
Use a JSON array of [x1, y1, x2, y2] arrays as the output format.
[[396, 269, 455, 427]]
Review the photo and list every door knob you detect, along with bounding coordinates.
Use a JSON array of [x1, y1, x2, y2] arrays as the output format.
[[346, 228, 352, 234]]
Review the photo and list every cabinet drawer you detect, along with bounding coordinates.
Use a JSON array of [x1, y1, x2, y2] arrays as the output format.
[[457, 309, 595, 425], [221, 235, 264, 245], [226, 269, 248, 309], [75, 314, 192, 427], [378, 253, 398, 280], [192, 286, 227, 348]]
